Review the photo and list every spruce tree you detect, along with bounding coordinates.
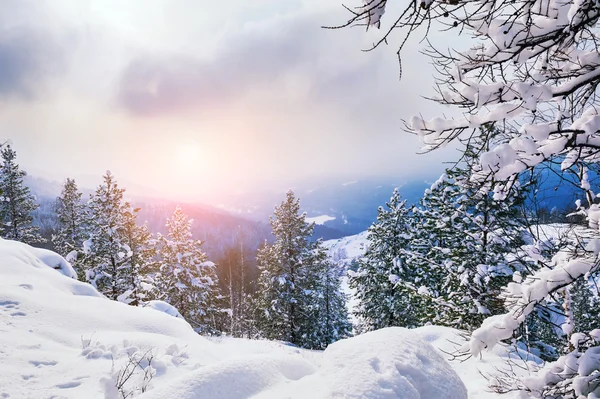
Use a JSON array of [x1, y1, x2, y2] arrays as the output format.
[[349, 189, 421, 331], [83, 172, 131, 300], [254, 190, 350, 349], [0, 145, 43, 244], [410, 136, 529, 330], [119, 204, 156, 306], [411, 170, 480, 328], [314, 257, 352, 348], [53, 178, 87, 279], [570, 277, 600, 337], [156, 207, 222, 334]]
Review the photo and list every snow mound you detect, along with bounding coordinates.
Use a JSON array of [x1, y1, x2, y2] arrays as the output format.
[[2, 238, 78, 279], [143, 300, 186, 320], [318, 327, 467, 398], [146, 328, 468, 399], [256, 327, 467, 399], [141, 355, 315, 399], [0, 239, 209, 399]]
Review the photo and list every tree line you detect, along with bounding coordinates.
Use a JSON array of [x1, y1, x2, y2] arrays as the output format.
[[350, 132, 600, 361], [0, 144, 350, 348]]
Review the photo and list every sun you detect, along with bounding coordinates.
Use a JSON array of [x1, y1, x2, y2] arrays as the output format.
[[175, 142, 202, 169]]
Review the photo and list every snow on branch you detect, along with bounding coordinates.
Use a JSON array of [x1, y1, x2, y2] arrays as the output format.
[[333, 0, 600, 196], [467, 248, 600, 357]]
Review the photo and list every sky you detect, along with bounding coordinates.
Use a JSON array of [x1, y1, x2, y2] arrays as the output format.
[[0, 0, 458, 203]]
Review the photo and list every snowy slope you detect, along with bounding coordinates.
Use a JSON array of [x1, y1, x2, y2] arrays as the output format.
[[322, 232, 370, 320], [305, 215, 336, 225], [0, 238, 532, 398], [322, 230, 369, 264]]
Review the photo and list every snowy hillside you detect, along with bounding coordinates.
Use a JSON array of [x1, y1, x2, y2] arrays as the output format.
[[322, 232, 369, 319], [0, 238, 534, 398], [323, 231, 369, 265]]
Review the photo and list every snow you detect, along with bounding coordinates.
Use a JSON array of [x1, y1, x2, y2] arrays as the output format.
[[23, 244, 78, 279], [339, 275, 359, 323], [468, 223, 600, 357], [141, 355, 316, 399], [142, 301, 186, 320], [361, 0, 386, 29], [414, 326, 536, 399], [322, 231, 369, 263], [0, 238, 512, 398], [341, 180, 358, 186], [254, 327, 467, 399], [305, 215, 336, 225]]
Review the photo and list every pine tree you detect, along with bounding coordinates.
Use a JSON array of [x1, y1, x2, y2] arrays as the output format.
[[254, 190, 350, 349], [53, 178, 87, 279], [119, 204, 156, 306], [410, 136, 529, 330], [0, 145, 43, 244], [314, 257, 352, 348], [349, 189, 421, 331], [156, 206, 222, 334], [83, 171, 131, 300], [411, 170, 481, 329], [521, 305, 564, 362], [571, 277, 600, 337]]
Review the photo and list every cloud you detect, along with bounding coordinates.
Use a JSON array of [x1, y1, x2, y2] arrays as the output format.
[[0, 0, 455, 200], [115, 10, 392, 117], [0, 28, 67, 100], [0, 0, 70, 101], [109, 5, 447, 189]]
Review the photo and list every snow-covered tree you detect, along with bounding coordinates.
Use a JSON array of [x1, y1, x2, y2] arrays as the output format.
[[83, 172, 131, 300], [0, 145, 43, 244], [410, 171, 479, 328], [82, 172, 156, 306], [411, 137, 530, 330], [349, 189, 421, 331], [53, 178, 87, 279], [335, 0, 600, 395], [314, 257, 352, 348], [570, 277, 600, 339], [156, 206, 223, 334], [254, 191, 350, 349], [119, 204, 156, 306]]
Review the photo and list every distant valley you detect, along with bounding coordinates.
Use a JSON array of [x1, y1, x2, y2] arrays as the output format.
[[27, 168, 584, 259]]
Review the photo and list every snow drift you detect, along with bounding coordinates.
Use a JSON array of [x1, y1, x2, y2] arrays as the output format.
[[0, 238, 522, 398]]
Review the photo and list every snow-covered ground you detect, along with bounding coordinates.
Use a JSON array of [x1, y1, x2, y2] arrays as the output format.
[[323, 232, 369, 319], [0, 238, 534, 398], [322, 230, 369, 263], [305, 215, 336, 225]]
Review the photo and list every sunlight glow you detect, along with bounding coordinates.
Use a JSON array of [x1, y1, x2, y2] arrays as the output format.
[[176, 142, 202, 169]]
